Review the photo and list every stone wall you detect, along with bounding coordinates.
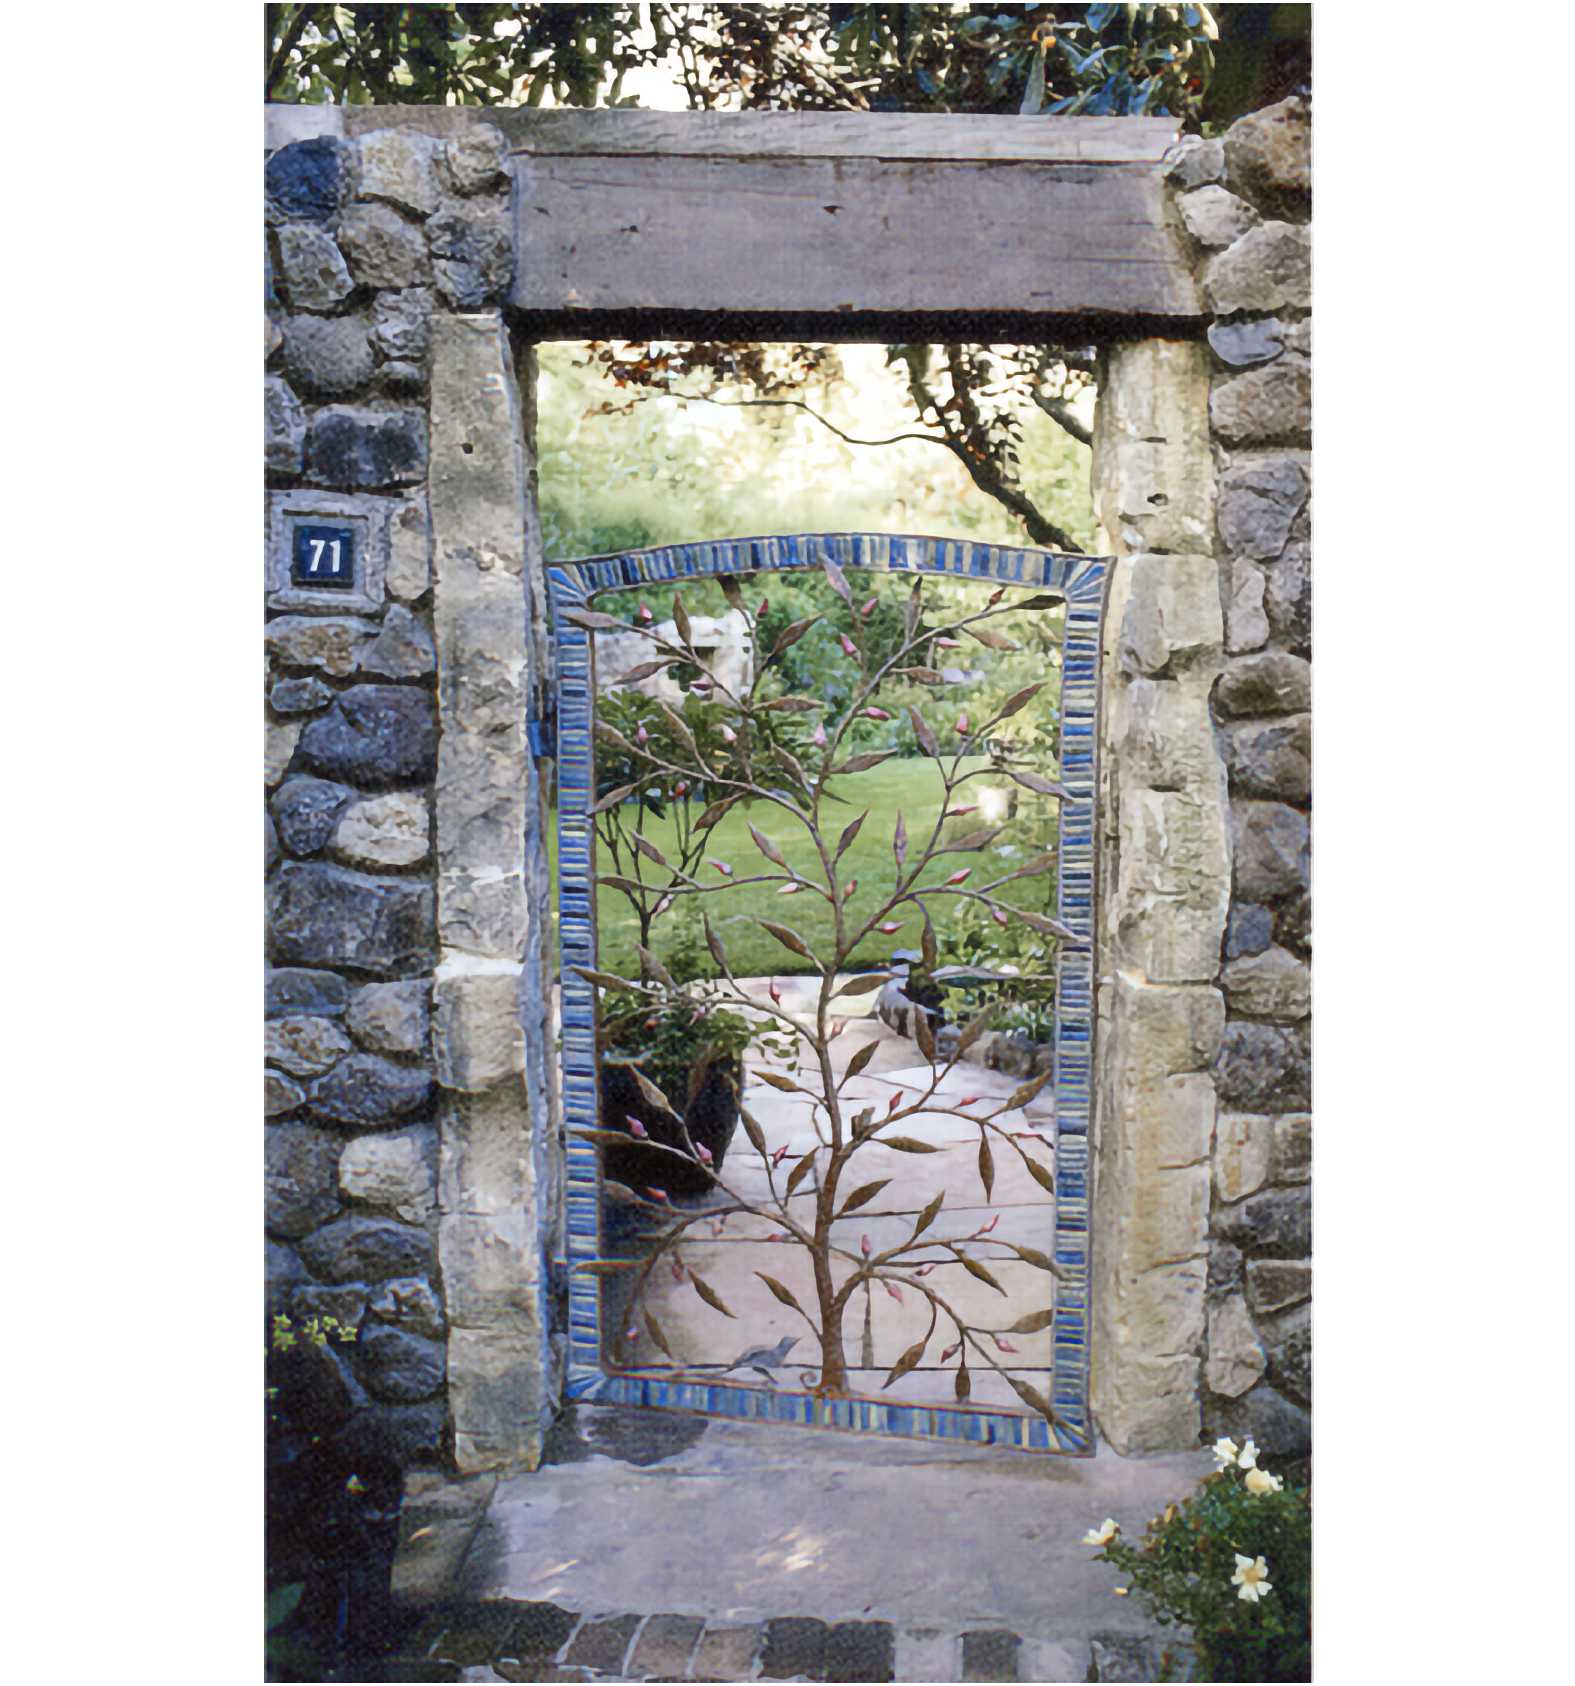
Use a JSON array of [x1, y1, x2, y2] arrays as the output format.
[[1169, 97, 1312, 1462], [264, 111, 548, 1471]]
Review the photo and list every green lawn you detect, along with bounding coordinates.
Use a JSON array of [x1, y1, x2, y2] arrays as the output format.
[[551, 756, 1059, 980]]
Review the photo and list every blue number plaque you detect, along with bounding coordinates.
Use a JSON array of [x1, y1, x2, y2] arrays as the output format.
[[291, 524, 355, 589]]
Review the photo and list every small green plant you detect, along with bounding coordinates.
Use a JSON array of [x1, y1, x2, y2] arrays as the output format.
[[1085, 1437, 1311, 1682]]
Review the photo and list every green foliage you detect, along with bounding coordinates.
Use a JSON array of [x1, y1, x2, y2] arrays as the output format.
[[268, 1310, 357, 1352], [597, 983, 765, 1090], [1093, 1453, 1312, 1682]]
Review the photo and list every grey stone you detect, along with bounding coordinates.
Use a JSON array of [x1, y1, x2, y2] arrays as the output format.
[[308, 1054, 432, 1128], [1204, 1292, 1266, 1397], [305, 405, 428, 490], [265, 808, 280, 879], [1217, 457, 1307, 562], [356, 128, 444, 217], [1274, 890, 1311, 958], [627, 1613, 705, 1680], [565, 1613, 642, 1675], [761, 1617, 828, 1680], [271, 775, 359, 856], [333, 791, 431, 867], [1203, 1382, 1310, 1465], [267, 966, 350, 1017], [1212, 363, 1311, 447], [376, 360, 426, 396], [1259, 1301, 1311, 1407], [1264, 544, 1311, 653], [347, 980, 431, 1055], [1088, 1635, 1166, 1683], [369, 1276, 446, 1341], [280, 314, 375, 402], [387, 496, 432, 602], [960, 1627, 1020, 1681], [1216, 1023, 1310, 1113], [270, 677, 335, 716], [445, 126, 512, 196], [298, 1215, 437, 1284], [266, 315, 282, 360], [266, 720, 302, 787], [1271, 1112, 1311, 1183], [356, 1324, 446, 1403], [1224, 94, 1311, 215], [1207, 318, 1286, 370], [339, 1123, 438, 1222], [506, 1603, 581, 1660], [265, 1125, 344, 1240], [427, 206, 514, 308], [1226, 563, 1269, 654], [1221, 713, 1311, 802], [1223, 903, 1274, 959], [1231, 802, 1309, 902], [357, 604, 437, 679], [265, 1070, 306, 1116], [268, 616, 381, 685], [1179, 184, 1260, 249], [826, 1621, 896, 1683], [265, 1012, 354, 1077], [1220, 944, 1310, 1021], [1207, 1242, 1243, 1302], [266, 137, 355, 224], [1204, 222, 1311, 316], [272, 222, 354, 311], [1214, 652, 1310, 719], [266, 1238, 308, 1311], [292, 1282, 369, 1332], [691, 1624, 767, 1680], [336, 202, 434, 290], [265, 375, 307, 474], [1281, 319, 1312, 357], [297, 684, 438, 786], [1246, 1259, 1311, 1317], [1214, 1186, 1311, 1258], [269, 860, 436, 975], [371, 288, 435, 364], [1213, 1112, 1274, 1204], [1165, 133, 1224, 190], [336, 1400, 446, 1465]]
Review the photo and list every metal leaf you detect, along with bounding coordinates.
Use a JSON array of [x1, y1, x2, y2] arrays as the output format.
[[1005, 1308, 1057, 1336], [955, 1358, 972, 1401], [880, 1335, 929, 1390], [837, 1178, 892, 1217], [755, 696, 823, 713], [635, 944, 674, 989], [718, 574, 745, 614], [881, 1137, 942, 1154], [1003, 1373, 1057, 1422], [920, 907, 938, 976], [759, 920, 810, 957], [964, 625, 1020, 651], [893, 811, 908, 869], [835, 811, 868, 859], [563, 609, 628, 632], [831, 751, 894, 775], [570, 965, 644, 993], [656, 702, 698, 758], [841, 1041, 878, 1082], [695, 796, 738, 830], [770, 616, 819, 658], [1016, 908, 1083, 942], [704, 917, 729, 973], [1010, 770, 1075, 800], [893, 666, 943, 686], [590, 781, 642, 814], [908, 705, 939, 758], [910, 1191, 945, 1241], [1021, 1154, 1057, 1196], [937, 827, 1003, 854], [978, 1133, 995, 1201], [755, 1070, 800, 1093], [688, 1270, 736, 1318], [956, 1008, 995, 1056], [598, 874, 652, 897], [783, 1150, 817, 1197], [913, 1009, 935, 1064], [822, 555, 854, 605], [748, 823, 789, 868], [740, 1106, 768, 1155], [1006, 1243, 1065, 1278], [1015, 594, 1062, 610], [593, 721, 637, 754], [833, 971, 889, 999], [644, 1309, 675, 1357], [1006, 1071, 1054, 1110], [903, 578, 923, 641], [614, 660, 673, 685], [755, 1272, 808, 1317], [632, 834, 671, 870], [625, 1064, 685, 1122], [672, 593, 693, 648], [996, 683, 1047, 720], [957, 1254, 1007, 1294]]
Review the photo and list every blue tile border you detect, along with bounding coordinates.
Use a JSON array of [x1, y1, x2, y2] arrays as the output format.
[[547, 534, 1111, 1454]]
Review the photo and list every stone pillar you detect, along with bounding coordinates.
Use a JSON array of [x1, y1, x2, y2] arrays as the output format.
[[1088, 339, 1230, 1453], [428, 313, 549, 1472]]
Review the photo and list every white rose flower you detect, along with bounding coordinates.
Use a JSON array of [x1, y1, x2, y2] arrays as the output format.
[[1245, 1467, 1283, 1496], [1210, 1437, 1239, 1469], [1236, 1437, 1260, 1470], [1232, 1553, 1272, 1603], [1082, 1518, 1119, 1545]]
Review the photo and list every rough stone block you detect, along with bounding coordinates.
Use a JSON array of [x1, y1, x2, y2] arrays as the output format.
[[347, 979, 432, 1055], [440, 1211, 540, 1326], [1214, 651, 1310, 719], [825, 1622, 896, 1683], [357, 1323, 446, 1403], [1207, 317, 1286, 370], [305, 406, 428, 490], [273, 776, 359, 856], [1116, 672, 1220, 793], [434, 968, 525, 1091], [292, 1283, 368, 1333], [1221, 713, 1311, 803], [1114, 789, 1233, 983], [266, 138, 355, 224], [272, 223, 354, 311], [761, 1617, 829, 1680], [1216, 456, 1308, 562], [334, 791, 431, 868], [1109, 974, 1226, 1085], [446, 126, 512, 196], [960, 1628, 1020, 1681], [1224, 95, 1311, 214], [1264, 543, 1311, 653], [1117, 553, 1223, 675], [1213, 1187, 1311, 1257], [297, 684, 438, 787], [1165, 133, 1224, 190], [266, 1124, 344, 1240], [337, 202, 435, 290], [357, 128, 444, 217], [339, 1123, 439, 1222], [1223, 902, 1274, 959], [1231, 802, 1309, 902], [1213, 1112, 1274, 1204], [309, 1054, 433, 1128], [338, 1400, 445, 1466], [266, 1238, 308, 1311], [1204, 222, 1311, 316], [267, 966, 350, 1017], [691, 1624, 766, 1681], [267, 615, 379, 680], [299, 1215, 436, 1284], [265, 374, 307, 474], [269, 860, 435, 975], [1179, 183, 1260, 249], [265, 1070, 306, 1116], [503, 1602, 580, 1661], [427, 206, 515, 308], [369, 1276, 446, 1341], [388, 496, 433, 602], [1211, 363, 1311, 447], [376, 361, 426, 397], [1225, 563, 1269, 654], [447, 1320, 547, 1473], [266, 719, 302, 787], [271, 677, 334, 716], [265, 1012, 354, 1077], [280, 314, 375, 401], [1219, 944, 1310, 1021], [1207, 1241, 1243, 1300], [439, 1086, 534, 1219], [1259, 1301, 1311, 1407], [266, 808, 281, 878], [1271, 1112, 1311, 1182], [358, 604, 437, 679], [372, 288, 436, 365], [1204, 1291, 1266, 1397], [1202, 1381, 1309, 1465], [1017, 1638, 1085, 1683], [1215, 1023, 1309, 1113], [1246, 1259, 1311, 1316]]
